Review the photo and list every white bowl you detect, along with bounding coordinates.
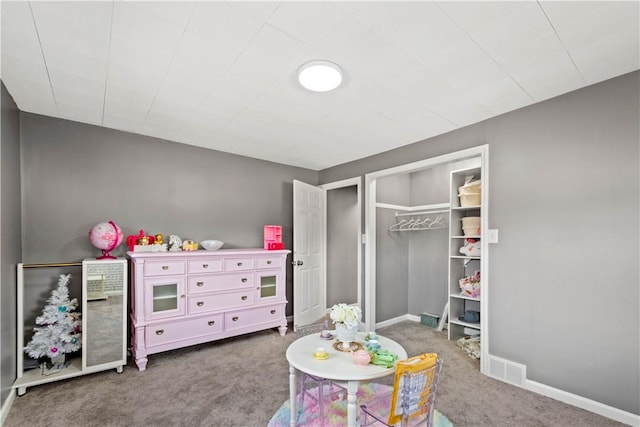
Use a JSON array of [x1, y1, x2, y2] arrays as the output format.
[[200, 240, 224, 251]]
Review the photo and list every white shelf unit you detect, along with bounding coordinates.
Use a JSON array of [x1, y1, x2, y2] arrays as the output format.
[[448, 167, 482, 342], [14, 259, 127, 395]]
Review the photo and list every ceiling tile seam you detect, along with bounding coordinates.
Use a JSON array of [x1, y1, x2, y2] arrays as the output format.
[[142, 3, 200, 126], [100, 1, 115, 127], [434, 1, 537, 104], [27, 1, 58, 113], [172, 21, 274, 138], [345, 6, 491, 126], [229, 0, 283, 23], [374, 80, 461, 128], [537, 1, 586, 85]]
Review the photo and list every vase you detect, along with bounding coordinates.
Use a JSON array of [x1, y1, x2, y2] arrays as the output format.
[[335, 322, 358, 350]]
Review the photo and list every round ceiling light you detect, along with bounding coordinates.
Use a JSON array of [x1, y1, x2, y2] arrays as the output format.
[[298, 60, 343, 92]]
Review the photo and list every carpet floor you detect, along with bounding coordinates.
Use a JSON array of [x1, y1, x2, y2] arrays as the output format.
[[267, 382, 452, 427]]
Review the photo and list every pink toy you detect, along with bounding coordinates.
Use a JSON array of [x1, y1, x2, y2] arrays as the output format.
[[352, 349, 372, 365], [459, 238, 481, 257], [459, 270, 481, 298]]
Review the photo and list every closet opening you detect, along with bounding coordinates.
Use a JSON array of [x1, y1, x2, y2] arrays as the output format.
[[364, 145, 489, 374]]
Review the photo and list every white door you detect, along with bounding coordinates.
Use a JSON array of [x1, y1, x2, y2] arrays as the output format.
[[293, 180, 326, 328]]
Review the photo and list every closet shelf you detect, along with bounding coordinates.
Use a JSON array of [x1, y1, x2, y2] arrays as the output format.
[[451, 293, 480, 301]]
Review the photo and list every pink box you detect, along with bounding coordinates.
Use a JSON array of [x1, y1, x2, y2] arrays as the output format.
[[264, 225, 283, 250]]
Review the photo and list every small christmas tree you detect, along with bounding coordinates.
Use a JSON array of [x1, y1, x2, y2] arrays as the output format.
[[24, 274, 82, 368]]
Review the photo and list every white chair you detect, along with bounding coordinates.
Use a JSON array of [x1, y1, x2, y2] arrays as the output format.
[[360, 353, 443, 427], [295, 320, 346, 426]]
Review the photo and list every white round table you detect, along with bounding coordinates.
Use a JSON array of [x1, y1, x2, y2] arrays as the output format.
[[286, 331, 407, 427]]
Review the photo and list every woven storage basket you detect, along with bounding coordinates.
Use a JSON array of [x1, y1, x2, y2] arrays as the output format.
[[462, 217, 480, 236]]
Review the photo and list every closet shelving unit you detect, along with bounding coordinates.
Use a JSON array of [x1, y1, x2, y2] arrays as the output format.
[[448, 167, 482, 341]]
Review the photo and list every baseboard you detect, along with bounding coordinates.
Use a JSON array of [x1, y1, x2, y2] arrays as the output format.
[[525, 379, 639, 427], [375, 314, 411, 329], [0, 388, 16, 427]]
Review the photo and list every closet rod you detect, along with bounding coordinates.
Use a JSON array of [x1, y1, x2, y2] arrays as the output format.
[[21, 262, 82, 269], [395, 209, 449, 217]]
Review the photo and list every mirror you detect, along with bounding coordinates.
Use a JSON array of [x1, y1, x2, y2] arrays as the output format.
[[83, 260, 127, 369]]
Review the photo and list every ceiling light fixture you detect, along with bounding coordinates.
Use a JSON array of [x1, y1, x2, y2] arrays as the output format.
[[298, 60, 343, 92]]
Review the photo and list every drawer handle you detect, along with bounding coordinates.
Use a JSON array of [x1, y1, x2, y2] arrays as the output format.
[[267, 260, 272, 264], [208, 320, 215, 326], [155, 329, 164, 335], [197, 301, 204, 307], [270, 310, 276, 315], [241, 295, 247, 300], [162, 265, 169, 270], [196, 281, 204, 287], [232, 316, 239, 322], [203, 263, 208, 268], [241, 278, 247, 283], [237, 262, 243, 267]]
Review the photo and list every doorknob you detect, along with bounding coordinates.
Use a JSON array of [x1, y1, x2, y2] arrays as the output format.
[[291, 260, 304, 266]]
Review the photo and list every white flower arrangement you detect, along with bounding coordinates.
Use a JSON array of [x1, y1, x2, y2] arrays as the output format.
[[329, 303, 362, 328]]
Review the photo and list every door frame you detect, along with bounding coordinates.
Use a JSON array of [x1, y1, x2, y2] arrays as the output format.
[[319, 177, 362, 313], [364, 145, 489, 373]]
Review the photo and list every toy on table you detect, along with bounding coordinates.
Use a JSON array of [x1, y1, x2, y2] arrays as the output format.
[[313, 347, 329, 360], [369, 349, 398, 368], [351, 349, 371, 365], [365, 332, 381, 351]]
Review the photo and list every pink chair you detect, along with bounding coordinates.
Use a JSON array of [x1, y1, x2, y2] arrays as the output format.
[[295, 320, 346, 426]]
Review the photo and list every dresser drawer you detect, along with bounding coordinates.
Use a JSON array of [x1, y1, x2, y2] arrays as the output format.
[[224, 257, 255, 271], [145, 314, 223, 347], [188, 272, 254, 294], [256, 256, 282, 269], [188, 259, 223, 274], [225, 304, 283, 331], [144, 260, 186, 277], [188, 290, 254, 314]]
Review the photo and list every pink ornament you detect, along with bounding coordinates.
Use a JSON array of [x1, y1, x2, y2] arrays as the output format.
[[51, 347, 58, 353]]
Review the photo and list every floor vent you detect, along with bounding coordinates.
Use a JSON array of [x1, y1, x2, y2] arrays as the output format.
[[487, 355, 526, 387]]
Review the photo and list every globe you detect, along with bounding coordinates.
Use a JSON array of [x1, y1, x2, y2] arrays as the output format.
[[89, 221, 124, 259]]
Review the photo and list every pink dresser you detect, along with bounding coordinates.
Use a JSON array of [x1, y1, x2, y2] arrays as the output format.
[[127, 249, 290, 371]]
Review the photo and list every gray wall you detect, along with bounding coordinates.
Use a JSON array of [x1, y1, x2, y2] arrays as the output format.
[[1, 82, 21, 406], [19, 113, 318, 319], [326, 186, 358, 306], [407, 166, 451, 317], [376, 174, 410, 320], [320, 71, 640, 415]]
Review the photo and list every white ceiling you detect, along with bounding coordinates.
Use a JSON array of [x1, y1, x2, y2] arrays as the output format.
[[1, 1, 638, 170]]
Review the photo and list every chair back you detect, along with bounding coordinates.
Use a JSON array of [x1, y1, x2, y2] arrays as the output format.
[[295, 319, 329, 337], [388, 353, 443, 426]]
